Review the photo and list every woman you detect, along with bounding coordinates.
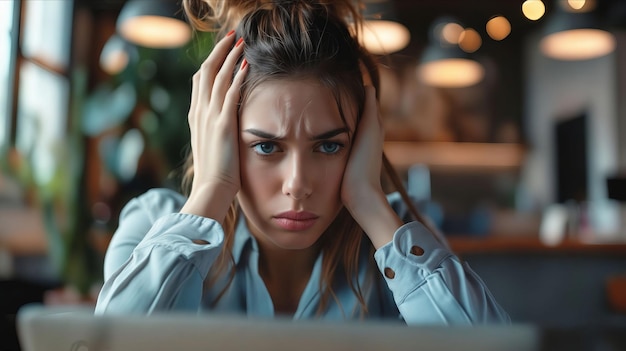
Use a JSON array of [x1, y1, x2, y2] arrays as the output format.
[[95, 0, 510, 324]]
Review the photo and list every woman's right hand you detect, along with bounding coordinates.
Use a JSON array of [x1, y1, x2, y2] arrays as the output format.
[[180, 31, 248, 223]]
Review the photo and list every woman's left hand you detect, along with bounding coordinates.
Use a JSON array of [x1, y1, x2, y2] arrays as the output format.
[[341, 86, 403, 249]]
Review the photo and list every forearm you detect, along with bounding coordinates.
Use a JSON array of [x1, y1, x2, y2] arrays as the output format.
[[96, 246, 206, 314], [96, 213, 225, 314], [375, 222, 511, 325]]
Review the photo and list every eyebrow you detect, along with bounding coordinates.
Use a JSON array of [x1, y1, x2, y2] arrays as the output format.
[[243, 127, 350, 141]]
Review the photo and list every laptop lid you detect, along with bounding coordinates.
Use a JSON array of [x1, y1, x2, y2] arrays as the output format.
[[17, 304, 539, 351]]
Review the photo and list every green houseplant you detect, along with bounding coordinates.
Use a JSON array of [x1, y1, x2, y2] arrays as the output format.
[[2, 31, 215, 300]]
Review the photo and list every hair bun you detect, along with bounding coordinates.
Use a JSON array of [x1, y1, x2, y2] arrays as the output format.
[[183, 0, 364, 37]]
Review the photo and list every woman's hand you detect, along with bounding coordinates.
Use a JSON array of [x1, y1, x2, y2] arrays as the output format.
[[180, 31, 248, 223], [341, 86, 403, 249]]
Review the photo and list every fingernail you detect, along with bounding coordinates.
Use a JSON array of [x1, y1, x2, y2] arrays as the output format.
[[226, 29, 235, 37], [240, 58, 248, 70], [235, 37, 244, 47]]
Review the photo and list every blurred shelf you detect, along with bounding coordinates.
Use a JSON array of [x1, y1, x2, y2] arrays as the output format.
[[448, 235, 626, 255], [383, 141, 526, 171]]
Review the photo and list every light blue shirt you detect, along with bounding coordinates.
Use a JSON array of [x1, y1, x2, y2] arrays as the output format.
[[95, 188, 510, 324]]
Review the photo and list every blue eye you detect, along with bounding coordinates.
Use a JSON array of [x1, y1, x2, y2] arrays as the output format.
[[318, 142, 341, 154], [253, 142, 276, 155]]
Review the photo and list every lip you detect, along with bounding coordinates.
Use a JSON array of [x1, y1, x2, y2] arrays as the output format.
[[273, 211, 319, 231]]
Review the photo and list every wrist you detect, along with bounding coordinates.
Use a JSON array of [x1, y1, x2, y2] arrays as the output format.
[[180, 182, 238, 224], [346, 190, 402, 249]]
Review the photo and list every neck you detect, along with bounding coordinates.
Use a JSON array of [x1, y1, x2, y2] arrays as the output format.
[[256, 239, 320, 283], [249, 226, 322, 315], [258, 242, 320, 316]]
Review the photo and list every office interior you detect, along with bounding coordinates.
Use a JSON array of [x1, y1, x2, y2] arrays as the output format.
[[1, 0, 626, 349]]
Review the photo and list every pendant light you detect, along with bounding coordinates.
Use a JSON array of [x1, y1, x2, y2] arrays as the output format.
[[417, 17, 485, 88], [116, 0, 192, 49], [539, 6, 615, 61], [359, 0, 410, 55], [418, 45, 485, 88]]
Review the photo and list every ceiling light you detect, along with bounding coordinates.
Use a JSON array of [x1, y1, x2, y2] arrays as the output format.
[[567, 0, 586, 11], [361, 20, 411, 55], [540, 9, 615, 60], [522, 0, 546, 21], [418, 17, 485, 88], [564, 0, 596, 12], [458, 28, 482, 53], [486, 16, 511, 41], [441, 22, 464, 44], [417, 44, 485, 88], [116, 0, 192, 49], [359, 0, 410, 55]]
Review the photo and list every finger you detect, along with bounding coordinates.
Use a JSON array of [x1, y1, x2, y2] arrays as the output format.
[[354, 86, 384, 158], [188, 72, 200, 151], [223, 58, 248, 116], [197, 30, 236, 103], [364, 85, 384, 128], [189, 71, 200, 120], [212, 37, 245, 107], [352, 85, 375, 135], [364, 85, 377, 112]]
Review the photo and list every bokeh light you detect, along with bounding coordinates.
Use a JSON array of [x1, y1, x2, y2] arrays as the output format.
[[441, 22, 464, 44], [459, 28, 482, 53], [522, 0, 546, 21], [486, 16, 511, 41]]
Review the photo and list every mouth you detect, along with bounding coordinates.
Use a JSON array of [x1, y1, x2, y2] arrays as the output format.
[[273, 211, 319, 231]]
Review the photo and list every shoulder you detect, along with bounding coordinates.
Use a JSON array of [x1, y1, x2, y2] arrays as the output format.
[[120, 188, 188, 223]]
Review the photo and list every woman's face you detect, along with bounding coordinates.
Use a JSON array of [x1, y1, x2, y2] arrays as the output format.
[[237, 78, 357, 251]]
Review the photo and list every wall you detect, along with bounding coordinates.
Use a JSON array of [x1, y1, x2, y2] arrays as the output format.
[[522, 30, 621, 239], [617, 32, 626, 172]]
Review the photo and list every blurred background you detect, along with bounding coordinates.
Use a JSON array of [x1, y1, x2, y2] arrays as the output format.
[[1, 0, 626, 348]]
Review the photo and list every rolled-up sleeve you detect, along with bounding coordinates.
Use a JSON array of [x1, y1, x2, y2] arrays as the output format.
[[95, 213, 224, 314], [374, 221, 511, 325]]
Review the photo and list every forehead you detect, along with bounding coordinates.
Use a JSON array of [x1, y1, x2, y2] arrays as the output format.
[[239, 78, 357, 132]]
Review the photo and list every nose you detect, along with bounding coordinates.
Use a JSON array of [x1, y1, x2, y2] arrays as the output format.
[[282, 153, 313, 200]]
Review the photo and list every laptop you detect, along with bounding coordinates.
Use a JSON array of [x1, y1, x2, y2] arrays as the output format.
[[17, 304, 539, 351]]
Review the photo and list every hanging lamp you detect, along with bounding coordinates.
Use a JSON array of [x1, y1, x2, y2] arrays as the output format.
[[116, 0, 192, 49], [359, 0, 410, 55], [417, 17, 485, 88], [539, 6, 615, 61]]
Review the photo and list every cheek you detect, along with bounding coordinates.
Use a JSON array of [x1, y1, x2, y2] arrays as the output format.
[[240, 157, 276, 200], [318, 157, 348, 195]]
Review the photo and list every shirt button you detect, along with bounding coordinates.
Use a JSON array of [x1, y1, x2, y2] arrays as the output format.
[[191, 239, 210, 245], [410, 245, 425, 256], [384, 267, 395, 279]]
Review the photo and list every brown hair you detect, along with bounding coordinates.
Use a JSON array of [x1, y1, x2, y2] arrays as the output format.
[[181, 0, 428, 317]]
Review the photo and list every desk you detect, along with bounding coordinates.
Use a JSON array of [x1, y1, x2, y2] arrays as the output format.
[[449, 235, 626, 325]]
